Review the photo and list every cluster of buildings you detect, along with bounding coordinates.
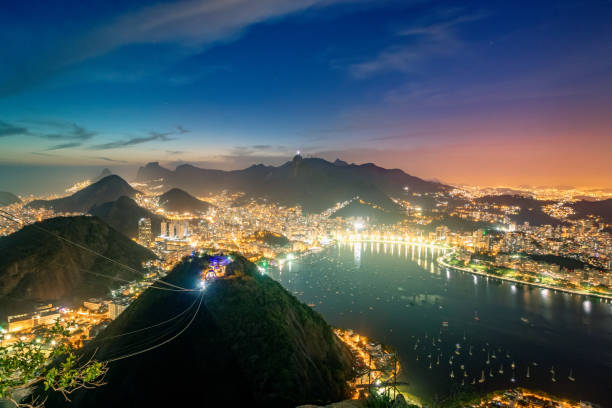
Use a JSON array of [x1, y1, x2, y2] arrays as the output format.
[[2, 260, 168, 348], [474, 388, 596, 408]]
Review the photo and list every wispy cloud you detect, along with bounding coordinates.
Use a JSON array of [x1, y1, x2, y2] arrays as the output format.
[[177, 125, 189, 134], [46, 142, 82, 151], [86, 156, 128, 163], [41, 123, 97, 141], [349, 10, 486, 78], [1, 0, 370, 95], [89, 130, 174, 150], [0, 121, 29, 137]]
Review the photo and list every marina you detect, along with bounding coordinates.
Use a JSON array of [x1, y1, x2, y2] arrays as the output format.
[[270, 242, 612, 406]]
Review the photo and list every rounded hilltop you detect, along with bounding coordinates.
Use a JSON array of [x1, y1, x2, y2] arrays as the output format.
[[39, 253, 355, 408]]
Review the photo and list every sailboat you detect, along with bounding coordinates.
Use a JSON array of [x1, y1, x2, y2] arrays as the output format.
[[511, 361, 515, 369], [550, 366, 555, 375], [568, 369, 575, 382], [511, 370, 516, 382], [461, 378, 465, 386], [450, 370, 455, 379], [436, 355, 440, 365], [469, 345, 473, 356], [552, 372, 556, 383], [460, 364, 465, 370], [486, 352, 490, 365], [492, 351, 497, 359], [489, 368, 494, 378], [463, 332, 467, 341], [499, 364, 504, 374], [526, 366, 531, 379], [429, 361, 432, 369], [464, 370, 468, 378], [416, 355, 419, 361], [479, 370, 485, 383], [471, 378, 476, 385]]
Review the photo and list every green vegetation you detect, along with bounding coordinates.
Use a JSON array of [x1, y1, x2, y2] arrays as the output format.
[[0, 322, 106, 408]]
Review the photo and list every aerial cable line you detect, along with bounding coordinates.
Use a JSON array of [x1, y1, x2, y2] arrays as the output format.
[[101, 291, 204, 364], [87, 292, 201, 345], [0, 207, 197, 292]]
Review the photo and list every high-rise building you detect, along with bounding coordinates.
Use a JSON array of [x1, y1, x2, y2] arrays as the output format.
[[109, 302, 127, 320], [138, 218, 152, 247], [160, 220, 190, 239]]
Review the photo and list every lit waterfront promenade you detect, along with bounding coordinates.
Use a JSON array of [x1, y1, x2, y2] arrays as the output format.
[[336, 236, 449, 251], [438, 249, 612, 301]]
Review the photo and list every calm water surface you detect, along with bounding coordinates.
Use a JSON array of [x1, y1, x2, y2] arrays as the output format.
[[269, 242, 612, 405]]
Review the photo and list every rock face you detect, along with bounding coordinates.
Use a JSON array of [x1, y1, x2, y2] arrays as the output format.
[[135, 157, 447, 213], [0, 216, 155, 313], [0, 191, 21, 206], [89, 196, 164, 238], [28, 175, 140, 213], [41, 255, 354, 408], [158, 187, 211, 213]]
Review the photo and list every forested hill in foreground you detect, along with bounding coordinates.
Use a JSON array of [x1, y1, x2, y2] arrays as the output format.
[[136, 155, 447, 213], [40, 255, 354, 408], [0, 216, 155, 315]]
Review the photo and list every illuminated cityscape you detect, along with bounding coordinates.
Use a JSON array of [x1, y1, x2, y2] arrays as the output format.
[[1, 1, 611, 407]]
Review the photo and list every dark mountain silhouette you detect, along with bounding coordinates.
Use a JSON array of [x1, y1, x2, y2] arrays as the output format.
[[28, 175, 140, 213], [476, 194, 560, 226], [158, 188, 211, 213], [0, 191, 21, 206], [571, 198, 612, 224], [246, 230, 291, 247], [89, 196, 164, 238], [136, 155, 446, 213], [333, 200, 406, 225], [92, 168, 112, 182], [0, 216, 155, 315], [41, 255, 354, 408]]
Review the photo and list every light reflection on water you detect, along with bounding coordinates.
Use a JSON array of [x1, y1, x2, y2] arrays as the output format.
[[269, 243, 612, 406]]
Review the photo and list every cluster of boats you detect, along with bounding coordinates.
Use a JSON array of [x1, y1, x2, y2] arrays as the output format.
[[412, 329, 576, 386]]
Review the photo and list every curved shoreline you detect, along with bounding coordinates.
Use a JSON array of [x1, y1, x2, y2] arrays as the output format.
[[437, 249, 612, 301]]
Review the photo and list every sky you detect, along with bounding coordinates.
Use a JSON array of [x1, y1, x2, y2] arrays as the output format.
[[1, 0, 611, 191]]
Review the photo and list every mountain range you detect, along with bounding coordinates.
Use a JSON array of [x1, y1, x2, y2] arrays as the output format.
[[40, 254, 354, 407], [29, 175, 140, 213], [0, 216, 155, 315], [136, 155, 446, 213]]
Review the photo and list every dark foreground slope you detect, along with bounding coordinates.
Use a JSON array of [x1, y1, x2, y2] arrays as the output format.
[[0, 216, 155, 314], [41, 255, 354, 408], [28, 175, 140, 213], [89, 196, 164, 238]]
